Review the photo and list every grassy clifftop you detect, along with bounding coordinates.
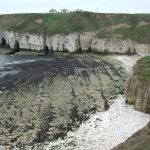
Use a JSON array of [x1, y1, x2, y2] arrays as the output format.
[[0, 12, 150, 43]]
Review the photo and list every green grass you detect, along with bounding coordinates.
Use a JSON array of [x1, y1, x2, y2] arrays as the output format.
[[0, 12, 150, 43], [138, 56, 150, 82], [115, 24, 150, 43], [0, 12, 100, 34], [0, 48, 12, 54]]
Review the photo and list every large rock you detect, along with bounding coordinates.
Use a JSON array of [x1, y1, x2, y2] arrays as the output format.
[[112, 56, 150, 150], [125, 56, 150, 113]]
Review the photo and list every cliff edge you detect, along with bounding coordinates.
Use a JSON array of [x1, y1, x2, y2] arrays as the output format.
[[125, 55, 150, 113], [113, 56, 150, 150], [0, 12, 150, 54]]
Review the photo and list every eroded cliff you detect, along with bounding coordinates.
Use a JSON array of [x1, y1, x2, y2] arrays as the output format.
[[0, 31, 150, 55], [113, 56, 150, 150], [125, 56, 150, 113], [0, 12, 150, 55]]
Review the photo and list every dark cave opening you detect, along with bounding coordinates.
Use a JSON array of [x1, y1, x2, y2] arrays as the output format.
[[1, 38, 7, 47]]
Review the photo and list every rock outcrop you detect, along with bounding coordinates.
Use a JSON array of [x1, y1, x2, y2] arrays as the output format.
[[0, 54, 127, 149], [125, 56, 150, 113], [112, 122, 150, 150], [112, 56, 150, 150], [0, 30, 150, 55]]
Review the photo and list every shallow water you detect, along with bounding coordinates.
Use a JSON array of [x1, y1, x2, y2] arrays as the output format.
[[0, 54, 52, 66], [0, 54, 52, 78]]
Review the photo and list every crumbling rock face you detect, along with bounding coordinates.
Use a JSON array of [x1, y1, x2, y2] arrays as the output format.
[[46, 33, 80, 52], [0, 30, 150, 55], [0, 54, 126, 148], [112, 56, 150, 150], [125, 62, 150, 113]]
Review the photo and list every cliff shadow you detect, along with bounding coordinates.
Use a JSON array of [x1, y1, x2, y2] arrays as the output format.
[[0, 38, 6, 47], [9, 40, 20, 54], [43, 45, 49, 55]]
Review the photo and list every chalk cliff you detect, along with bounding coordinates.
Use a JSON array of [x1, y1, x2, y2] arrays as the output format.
[[0, 31, 150, 55], [125, 56, 150, 113], [113, 56, 150, 150]]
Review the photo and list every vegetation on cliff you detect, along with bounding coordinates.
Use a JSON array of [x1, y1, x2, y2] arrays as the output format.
[[113, 56, 150, 150], [125, 56, 150, 113], [0, 12, 150, 43], [122, 56, 150, 150], [138, 56, 150, 82]]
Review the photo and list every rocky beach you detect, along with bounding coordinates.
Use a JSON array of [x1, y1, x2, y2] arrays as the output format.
[[0, 53, 127, 149], [0, 53, 149, 150]]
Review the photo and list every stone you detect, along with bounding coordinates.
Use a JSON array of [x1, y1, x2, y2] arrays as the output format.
[[0, 30, 149, 55], [125, 58, 150, 113], [0, 54, 126, 148]]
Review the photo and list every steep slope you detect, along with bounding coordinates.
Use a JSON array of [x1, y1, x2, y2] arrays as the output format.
[[113, 56, 150, 150], [125, 56, 150, 113], [0, 12, 150, 54], [0, 12, 150, 44]]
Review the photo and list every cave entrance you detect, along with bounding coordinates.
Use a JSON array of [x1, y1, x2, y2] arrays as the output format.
[[1, 38, 6, 47], [44, 45, 49, 55], [10, 40, 20, 54], [13, 40, 20, 52]]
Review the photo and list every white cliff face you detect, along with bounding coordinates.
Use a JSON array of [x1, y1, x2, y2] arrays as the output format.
[[3, 31, 43, 50], [47, 33, 80, 52], [0, 30, 150, 55], [80, 32, 95, 51], [4, 31, 19, 48], [134, 43, 150, 56], [92, 38, 138, 54], [19, 34, 44, 50]]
